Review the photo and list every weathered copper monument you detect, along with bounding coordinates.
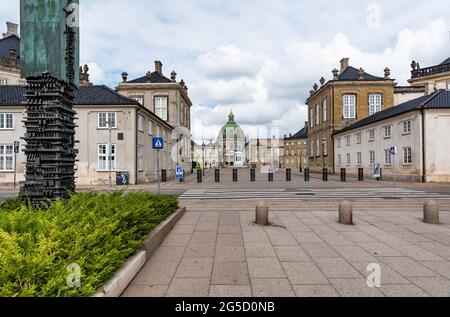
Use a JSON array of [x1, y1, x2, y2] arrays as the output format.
[[20, 0, 80, 207]]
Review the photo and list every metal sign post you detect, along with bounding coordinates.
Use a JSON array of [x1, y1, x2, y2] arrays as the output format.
[[13, 141, 19, 189], [390, 146, 398, 188], [152, 137, 164, 195]]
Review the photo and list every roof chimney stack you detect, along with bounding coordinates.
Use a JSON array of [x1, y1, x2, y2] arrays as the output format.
[[3, 22, 19, 38], [340, 58, 349, 73], [155, 60, 163, 74]]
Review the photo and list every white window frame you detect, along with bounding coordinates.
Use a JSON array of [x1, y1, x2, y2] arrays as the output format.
[[357, 152, 362, 166], [138, 115, 144, 132], [403, 147, 412, 165], [148, 121, 153, 135], [315, 105, 320, 125], [337, 154, 342, 165], [0, 113, 14, 129], [97, 144, 116, 171], [310, 109, 314, 128], [316, 139, 320, 157], [322, 98, 327, 122], [356, 133, 362, 144], [369, 151, 376, 165], [368, 129, 375, 141], [384, 125, 391, 138], [345, 136, 351, 146], [133, 97, 144, 105], [343, 94, 356, 119], [337, 138, 342, 148], [137, 144, 144, 171], [155, 96, 168, 121], [0, 79, 7, 86], [403, 120, 412, 135], [310, 142, 314, 158], [384, 149, 392, 166], [0, 144, 14, 172], [369, 94, 383, 116], [346, 153, 351, 166], [98, 112, 117, 129]]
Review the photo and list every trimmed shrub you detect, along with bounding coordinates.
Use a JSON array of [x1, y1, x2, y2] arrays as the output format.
[[0, 192, 178, 297]]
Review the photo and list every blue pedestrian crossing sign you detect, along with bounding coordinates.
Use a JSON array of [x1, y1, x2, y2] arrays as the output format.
[[152, 137, 164, 150]]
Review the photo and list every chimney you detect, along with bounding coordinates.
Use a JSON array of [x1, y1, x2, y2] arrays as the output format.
[[3, 22, 19, 38], [340, 58, 349, 73], [155, 60, 163, 74]]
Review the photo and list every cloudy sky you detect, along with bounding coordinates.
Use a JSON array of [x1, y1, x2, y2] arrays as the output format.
[[1, 0, 450, 142]]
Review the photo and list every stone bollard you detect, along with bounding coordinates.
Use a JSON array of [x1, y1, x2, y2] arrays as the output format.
[[424, 200, 439, 225], [255, 202, 269, 226], [339, 201, 353, 225]]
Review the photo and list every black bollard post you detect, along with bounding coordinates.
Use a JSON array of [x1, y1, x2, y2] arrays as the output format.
[[268, 171, 274, 182], [197, 169, 202, 183], [250, 169, 256, 182], [161, 169, 167, 183], [215, 169, 220, 183], [304, 168, 310, 182], [286, 169, 292, 182], [233, 169, 238, 182], [322, 168, 328, 182]]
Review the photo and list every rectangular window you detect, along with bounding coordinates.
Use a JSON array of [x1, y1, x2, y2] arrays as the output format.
[[345, 136, 351, 146], [384, 149, 392, 165], [133, 97, 144, 105], [98, 144, 116, 171], [0, 113, 14, 129], [403, 120, 412, 134], [316, 105, 320, 125], [403, 147, 412, 165], [148, 121, 153, 135], [337, 154, 342, 165], [0, 145, 13, 171], [343, 94, 356, 119], [369, 151, 376, 165], [0, 79, 6, 86], [155, 96, 168, 121], [310, 109, 314, 128], [316, 139, 320, 157], [310, 142, 314, 158], [138, 115, 144, 132], [357, 152, 362, 165], [384, 125, 391, 138], [138, 145, 144, 171], [346, 153, 351, 165], [356, 133, 362, 144], [368, 130, 375, 141], [0, 113, 13, 129], [337, 138, 342, 148], [98, 112, 116, 129], [369, 94, 383, 116], [322, 98, 327, 122]]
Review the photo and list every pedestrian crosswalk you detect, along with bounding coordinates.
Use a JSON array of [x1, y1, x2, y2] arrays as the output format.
[[179, 188, 450, 200]]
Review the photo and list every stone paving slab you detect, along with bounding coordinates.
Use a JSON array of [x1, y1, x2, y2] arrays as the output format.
[[122, 198, 450, 297]]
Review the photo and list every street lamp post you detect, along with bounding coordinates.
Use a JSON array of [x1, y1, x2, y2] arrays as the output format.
[[202, 142, 206, 176]]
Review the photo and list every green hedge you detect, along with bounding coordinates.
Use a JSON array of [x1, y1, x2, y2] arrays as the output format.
[[0, 192, 178, 297]]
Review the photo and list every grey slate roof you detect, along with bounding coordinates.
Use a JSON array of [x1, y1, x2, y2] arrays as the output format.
[[0, 85, 140, 105], [440, 57, 450, 65], [285, 126, 308, 140], [127, 71, 172, 84], [0, 35, 20, 60], [339, 66, 383, 81], [335, 90, 450, 135]]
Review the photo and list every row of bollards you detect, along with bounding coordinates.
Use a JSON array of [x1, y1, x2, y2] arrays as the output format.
[[254, 200, 440, 227]]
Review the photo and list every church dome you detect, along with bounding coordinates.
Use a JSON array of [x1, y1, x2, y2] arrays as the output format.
[[218, 111, 245, 140]]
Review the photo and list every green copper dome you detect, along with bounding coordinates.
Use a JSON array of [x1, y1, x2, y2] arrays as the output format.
[[218, 111, 245, 139]]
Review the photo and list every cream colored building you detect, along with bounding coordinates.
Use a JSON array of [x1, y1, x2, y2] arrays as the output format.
[[0, 85, 177, 186], [284, 123, 309, 170], [193, 141, 220, 169], [116, 60, 193, 173], [0, 22, 22, 86], [334, 90, 450, 183], [408, 58, 450, 94], [247, 137, 285, 170]]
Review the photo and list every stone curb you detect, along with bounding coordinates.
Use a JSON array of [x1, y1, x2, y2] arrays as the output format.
[[93, 207, 186, 297]]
